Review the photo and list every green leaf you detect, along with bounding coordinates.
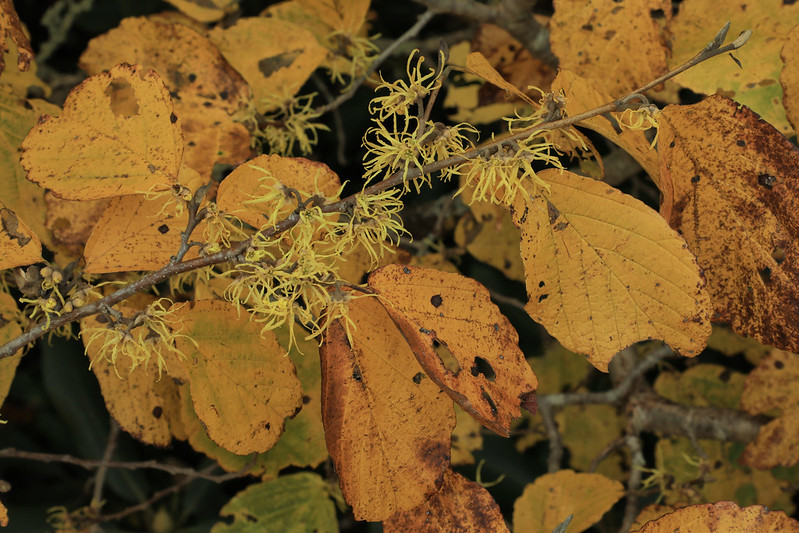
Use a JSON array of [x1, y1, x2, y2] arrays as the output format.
[[211, 473, 337, 533]]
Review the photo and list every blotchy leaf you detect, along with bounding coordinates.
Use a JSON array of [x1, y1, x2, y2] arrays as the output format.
[[512, 169, 711, 372], [0, 202, 41, 269], [513, 470, 624, 533], [669, 0, 799, 135], [211, 473, 336, 533], [80, 17, 253, 180], [740, 350, 799, 469], [216, 154, 341, 229], [466, 52, 537, 106], [551, 70, 659, 183], [659, 95, 799, 354], [21, 64, 182, 200], [0, 0, 33, 73], [781, 25, 799, 132], [173, 300, 303, 455], [384, 469, 509, 533], [208, 18, 326, 111], [320, 295, 455, 521], [368, 265, 538, 436], [45, 193, 109, 256], [635, 501, 799, 532], [550, 0, 670, 96]]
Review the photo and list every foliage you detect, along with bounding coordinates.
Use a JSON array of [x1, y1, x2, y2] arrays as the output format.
[[1, 0, 799, 531]]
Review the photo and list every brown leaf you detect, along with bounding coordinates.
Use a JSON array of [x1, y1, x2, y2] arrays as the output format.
[[164, 0, 238, 23], [21, 64, 182, 200], [635, 501, 799, 532], [659, 95, 799, 353], [368, 265, 538, 436], [0, 0, 33, 73], [512, 169, 711, 372], [383, 470, 508, 533], [320, 295, 455, 521]]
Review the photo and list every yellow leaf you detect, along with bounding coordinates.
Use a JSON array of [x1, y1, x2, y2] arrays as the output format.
[[384, 470, 509, 533], [44, 193, 109, 257], [320, 295, 455, 521], [163, 0, 238, 23], [670, 0, 798, 135], [782, 25, 799, 132], [173, 300, 303, 455], [0, 90, 60, 251], [551, 70, 658, 183], [21, 64, 182, 201], [740, 349, 799, 469], [0, 292, 23, 415], [0, 497, 6, 527], [368, 265, 538, 436], [454, 203, 525, 282], [636, 502, 799, 533], [80, 17, 253, 180], [513, 470, 624, 533], [0, 201, 41, 269], [0, 37, 49, 98], [83, 194, 198, 273], [659, 95, 799, 354], [550, 0, 670, 96], [450, 405, 484, 466], [556, 404, 628, 480], [512, 169, 711, 372], [216, 154, 341, 229], [208, 18, 327, 111]]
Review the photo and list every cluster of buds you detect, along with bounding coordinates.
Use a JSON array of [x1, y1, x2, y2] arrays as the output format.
[[14, 263, 95, 332]]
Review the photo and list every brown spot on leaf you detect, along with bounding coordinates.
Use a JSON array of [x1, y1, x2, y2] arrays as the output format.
[[430, 294, 443, 308], [157, 224, 169, 234], [258, 50, 302, 77], [152, 406, 163, 419], [0, 208, 31, 246]]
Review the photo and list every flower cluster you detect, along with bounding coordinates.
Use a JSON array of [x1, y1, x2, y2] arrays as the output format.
[[324, 30, 378, 87], [618, 105, 661, 147], [254, 93, 330, 156], [82, 299, 194, 377]]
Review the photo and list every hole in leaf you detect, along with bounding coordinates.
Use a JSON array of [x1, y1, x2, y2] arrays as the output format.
[[758, 267, 772, 284], [431, 294, 443, 308], [538, 293, 549, 303], [482, 389, 498, 415], [157, 224, 169, 235], [757, 173, 776, 189], [105, 78, 139, 117], [152, 406, 162, 419], [772, 247, 786, 264], [470, 356, 496, 382], [412, 372, 425, 384], [433, 339, 460, 375]]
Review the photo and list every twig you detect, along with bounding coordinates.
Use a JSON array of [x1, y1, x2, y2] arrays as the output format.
[[0, 448, 249, 482], [537, 400, 562, 473], [316, 10, 436, 115], [90, 420, 120, 516], [619, 433, 645, 533], [588, 436, 626, 473]]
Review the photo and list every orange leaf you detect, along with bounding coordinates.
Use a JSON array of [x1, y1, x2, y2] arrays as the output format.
[[739, 349, 799, 468], [512, 169, 712, 372], [551, 70, 659, 183], [216, 154, 341, 229], [21, 64, 182, 200], [320, 295, 455, 521], [368, 265, 538, 436], [550, 0, 670, 96], [635, 501, 799, 532], [383, 469, 508, 533], [0, 201, 41, 269], [80, 17, 253, 180], [465, 51, 537, 107], [44, 193, 109, 257], [0, 292, 23, 414], [208, 18, 327, 111], [172, 300, 302, 455], [659, 95, 799, 353], [0, 0, 33, 73], [513, 470, 624, 533], [83, 194, 197, 273]]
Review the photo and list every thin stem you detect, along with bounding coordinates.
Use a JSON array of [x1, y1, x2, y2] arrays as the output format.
[[316, 10, 436, 116], [91, 420, 120, 513]]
